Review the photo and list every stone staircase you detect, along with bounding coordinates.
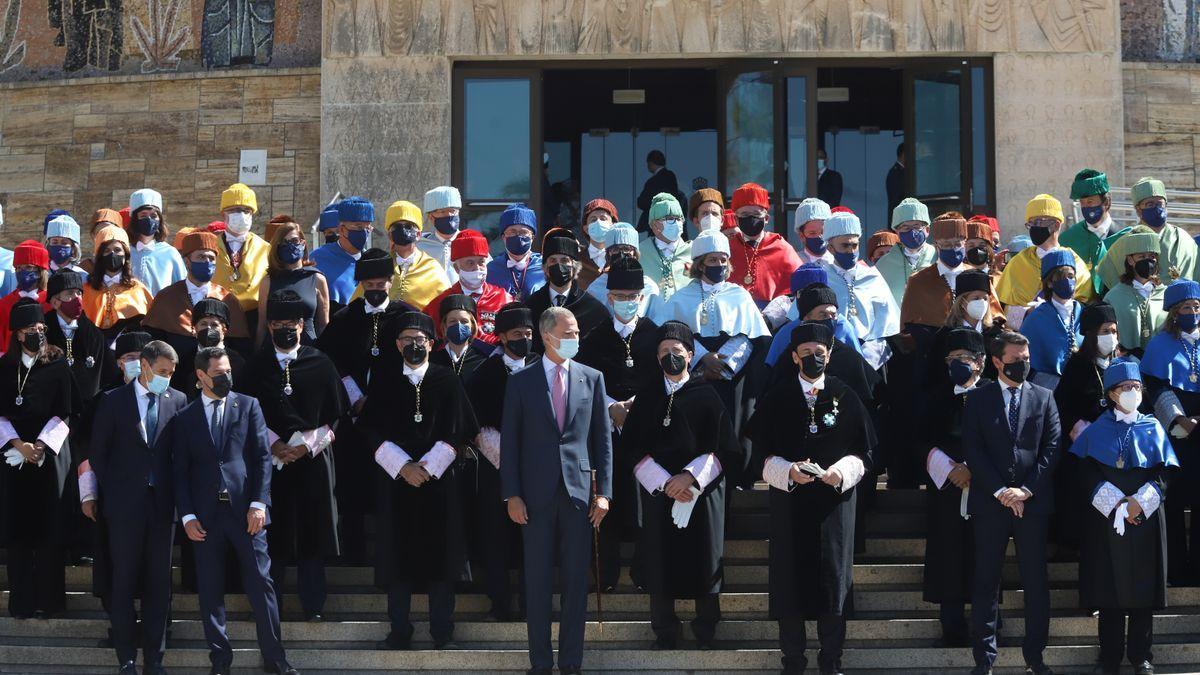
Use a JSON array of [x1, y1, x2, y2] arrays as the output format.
[[3, 486, 1200, 673]]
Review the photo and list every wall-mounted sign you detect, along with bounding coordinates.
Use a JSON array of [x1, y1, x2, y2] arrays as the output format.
[[239, 149, 267, 186]]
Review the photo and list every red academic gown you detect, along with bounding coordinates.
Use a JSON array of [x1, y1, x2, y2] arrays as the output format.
[[423, 282, 513, 345], [0, 290, 50, 353], [728, 231, 802, 305]]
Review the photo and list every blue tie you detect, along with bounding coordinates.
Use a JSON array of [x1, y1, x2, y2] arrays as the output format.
[[210, 399, 224, 449], [146, 392, 158, 486], [1007, 386, 1021, 437]]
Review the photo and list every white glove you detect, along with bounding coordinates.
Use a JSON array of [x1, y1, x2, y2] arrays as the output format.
[[671, 486, 701, 529], [1172, 423, 1191, 439], [1113, 501, 1129, 537], [272, 454, 285, 471], [4, 448, 22, 467]]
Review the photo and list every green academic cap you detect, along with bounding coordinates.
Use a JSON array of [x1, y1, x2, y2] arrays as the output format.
[[1096, 228, 1161, 291], [890, 197, 930, 229], [1069, 169, 1110, 200], [1131, 177, 1167, 206]]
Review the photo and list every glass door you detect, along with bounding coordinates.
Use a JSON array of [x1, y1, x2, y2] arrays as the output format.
[[905, 64, 967, 216]]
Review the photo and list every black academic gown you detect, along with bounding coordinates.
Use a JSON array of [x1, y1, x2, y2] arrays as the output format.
[[766, 339, 881, 411], [246, 345, 346, 563], [1053, 351, 1111, 549], [748, 375, 874, 619], [621, 377, 742, 598], [358, 361, 479, 588], [527, 283, 610, 353], [920, 378, 992, 604], [170, 342, 248, 401], [430, 340, 492, 383], [1078, 456, 1170, 610]]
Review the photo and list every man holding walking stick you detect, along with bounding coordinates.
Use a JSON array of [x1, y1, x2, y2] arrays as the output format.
[[501, 305, 613, 675]]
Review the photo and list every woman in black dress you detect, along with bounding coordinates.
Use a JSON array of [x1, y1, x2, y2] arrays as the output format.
[[255, 219, 330, 347]]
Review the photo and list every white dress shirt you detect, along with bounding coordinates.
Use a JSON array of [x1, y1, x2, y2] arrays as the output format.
[[56, 313, 77, 338], [1133, 279, 1155, 299], [587, 244, 606, 270], [996, 381, 1034, 499], [502, 353, 527, 371], [364, 297, 389, 314], [1086, 214, 1114, 240], [185, 279, 211, 306], [542, 355, 571, 391], [133, 378, 153, 442], [402, 361, 429, 387], [103, 274, 122, 287], [1051, 297, 1074, 324], [613, 317, 636, 338], [181, 394, 266, 525], [276, 347, 299, 366]]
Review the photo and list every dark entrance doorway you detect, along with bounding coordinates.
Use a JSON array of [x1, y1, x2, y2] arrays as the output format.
[[542, 68, 719, 237]]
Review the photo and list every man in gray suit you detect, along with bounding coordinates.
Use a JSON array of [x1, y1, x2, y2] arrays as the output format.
[[501, 306, 613, 675]]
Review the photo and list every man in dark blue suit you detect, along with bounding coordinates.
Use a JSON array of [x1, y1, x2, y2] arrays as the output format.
[[962, 331, 1061, 675], [501, 306, 613, 675], [172, 347, 296, 675], [90, 340, 186, 675]]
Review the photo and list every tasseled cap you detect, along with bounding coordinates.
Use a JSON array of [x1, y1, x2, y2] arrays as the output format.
[[354, 247, 394, 281], [1070, 169, 1110, 200], [47, 269, 84, 298], [1102, 359, 1142, 392], [656, 320, 695, 353], [582, 198, 618, 223], [930, 215, 967, 240], [180, 231, 221, 257], [319, 204, 341, 231], [499, 203, 537, 233], [114, 331, 151, 356], [731, 183, 769, 211], [393, 311, 435, 340], [192, 298, 230, 325], [687, 189, 723, 219], [13, 240, 49, 270], [955, 269, 992, 296], [337, 196, 375, 224], [450, 229, 489, 261], [1039, 248, 1075, 278], [1165, 279, 1200, 312], [541, 228, 580, 260], [790, 263, 828, 294]]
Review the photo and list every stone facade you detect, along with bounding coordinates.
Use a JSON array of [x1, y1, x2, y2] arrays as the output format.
[[0, 67, 320, 247], [1123, 61, 1200, 191], [320, 0, 1124, 237]]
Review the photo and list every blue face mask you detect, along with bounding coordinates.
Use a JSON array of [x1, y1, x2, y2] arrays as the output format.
[[16, 270, 39, 291], [134, 216, 159, 238], [505, 234, 532, 256], [611, 299, 640, 321], [1051, 277, 1075, 300], [587, 220, 613, 244], [948, 359, 975, 386], [804, 237, 826, 255], [433, 215, 460, 236], [445, 322, 473, 345], [660, 219, 683, 242], [1179, 312, 1200, 333], [277, 242, 304, 265], [703, 264, 728, 284], [833, 250, 857, 270], [1141, 204, 1168, 229], [48, 245, 73, 265], [345, 229, 369, 252], [189, 260, 215, 283], [122, 359, 141, 381], [147, 373, 170, 395], [938, 246, 965, 268], [898, 229, 926, 250], [1081, 205, 1105, 225], [554, 336, 579, 360]]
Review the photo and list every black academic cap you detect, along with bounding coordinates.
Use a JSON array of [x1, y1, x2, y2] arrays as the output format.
[[1081, 302, 1118, 335], [495, 302, 534, 333], [541, 228, 580, 260], [114, 331, 151, 357], [47, 269, 83, 298], [192, 298, 229, 325], [945, 327, 985, 356], [354, 247, 394, 282], [788, 321, 834, 353], [265, 289, 307, 322], [796, 284, 838, 320], [955, 269, 991, 296], [606, 256, 644, 292], [9, 298, 42, 331], [439, 294, 477, 320], [656, 320, 695, 353], [393, 311, 435, 340]]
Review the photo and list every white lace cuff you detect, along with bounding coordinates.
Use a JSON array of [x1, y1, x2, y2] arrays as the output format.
[[684, 453, 722, 490], [926, 447, 955, 489], [830, 455, 866, 491], [634, 455, 671, 495], [763, 456, 794, 492], [420, 441, 456, 479], [38, 417, 68, 454], [1132, 481, 1163, 519], [374, 442, 412, 479], [1091, 481, 1124, 518], [477, 427, 501, 469]]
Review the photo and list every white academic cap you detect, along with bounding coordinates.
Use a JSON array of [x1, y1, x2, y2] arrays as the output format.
[[691, 229, 730, 258]]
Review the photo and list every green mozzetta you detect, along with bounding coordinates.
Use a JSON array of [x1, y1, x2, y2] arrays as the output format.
[[874, 243, 937, 307]]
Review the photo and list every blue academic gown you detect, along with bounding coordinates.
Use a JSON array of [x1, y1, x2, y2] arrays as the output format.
[[130, 241, 186, 296], [765, 316, 861, 367], [309, 242, 359, 307], [0, 248, 15, 297], [1020, 299, 1083, 377], [485, 253, 545, 302]]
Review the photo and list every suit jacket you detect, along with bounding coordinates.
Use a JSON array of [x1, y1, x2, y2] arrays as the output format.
[[500, 358, 613, 511], [962, 380, 1061, 517], [818, 168, 843, 207], [90, 382, 186, 520], [171, 392, 272, 525], [636, 168, 683, 232]]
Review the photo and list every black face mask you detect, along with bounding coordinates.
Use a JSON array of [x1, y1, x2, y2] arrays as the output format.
[[391, 226, 418, 247], [506, 336, 532, 359], [800, 353, 826, 379], [1028, 225, 1052, 246], [272, 327, 299, 350], [547, 262, 574, 287], [1001, 359, 1030, 384], [102, 252, 125, 272], [965, 245, 990, 266], [364, 289, 388, 307], [402, 343, 427, 366], [737, 215, 766, 238], [1134, 258, 1158, 279], [209, 372, 233, 398], [661, 353, 687, 376], [324, 232, 339, 245], [197, 327, 221, 348], [21, 331, 43, 353]]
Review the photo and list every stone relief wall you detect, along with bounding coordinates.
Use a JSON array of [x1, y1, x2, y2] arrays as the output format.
[[0, 0, 320, 82], [1124, 62, 1200, 192]]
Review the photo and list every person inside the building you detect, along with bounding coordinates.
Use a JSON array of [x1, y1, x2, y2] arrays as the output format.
[[576, 256, 659, 593], [997, 194, 1095, 328], [465, 302, 539, 622], [727, 183, 802, 308], [417, 186, 467, 285], [637, 150, 683, 233], [126, 189, 186, 296], [623, 320, 741, 650], [885, 143, 905, 215], [0, 299, 80, 619], [819, 211, 900, 370], [310, 196, 375, 310], [640, 193, 692, 302], [249, 290, 346, 623], [212, 183, 270, 335], [875, 198, 936, 307], [1130, 176, 1199, 283], [363, 311, 478, 651], [45, 214, 87, 283], [587, 223, 661, 317], [527, 228, 611, 352], [866, 230, 899, 265], [254, 220, 329, 348], [921, 327, 989, 648], [486, 203, 544, 302], [429, 293, 492, 382], [82, 226, 153, 341], [1059, 169, 1129, 295], [687, 187, 725, 239], [816, 148, 843, 207], [423, 229, 512, 346], [750, 321, 873, 674], [1099, 228, 1167, 357], [1071, 360, 1175, 675], [580, 198, 619, 291], [1019, 249, 1083, 380]]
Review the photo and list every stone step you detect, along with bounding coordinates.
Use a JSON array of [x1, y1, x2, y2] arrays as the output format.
[[29, 587, 1200, 616], [4, 643, 1200, 673], [727, 511, 927, 538]]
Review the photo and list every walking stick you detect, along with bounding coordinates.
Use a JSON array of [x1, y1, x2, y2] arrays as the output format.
[[591, 469, 604, 633]]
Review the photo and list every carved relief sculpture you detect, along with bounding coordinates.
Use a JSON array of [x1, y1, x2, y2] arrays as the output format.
[[202, 0, 276, 67], [48, 0, 123, 72], [0, 0, 25, 73]]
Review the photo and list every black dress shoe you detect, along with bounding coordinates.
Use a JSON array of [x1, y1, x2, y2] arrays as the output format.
[[1026, 666, 1054, 675], [118, 662, 137, 675], [209, 666, 231, 675], [143, 665, 168, 675], [1135, 661, 1155, 675], [375, 631, 411, 650], [651, 637, 675, 650], [970, 667, 992, 675], [560, 669, 582, 675], [1091, 664, 1119, 675], [32, 610, 50, 620], [266, 663, 299, 675], [305, 612, 323, 623]]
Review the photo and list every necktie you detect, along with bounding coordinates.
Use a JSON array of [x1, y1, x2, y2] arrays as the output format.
[[146, 392, 159, 486], [554, 295, 565, 307], [210, 399, 224, 448], [1007, 386, 1021, 437], [551, 365, 567, 432]]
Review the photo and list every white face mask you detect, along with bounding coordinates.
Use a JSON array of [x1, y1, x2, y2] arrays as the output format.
[[965, 298, 988, 322], [225, 211, 252, 235], [1117, 389, 1142, 414], [698, 214, 722, 231], [1096, 333, 1119, 357], [458, 269, 486, 290]]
